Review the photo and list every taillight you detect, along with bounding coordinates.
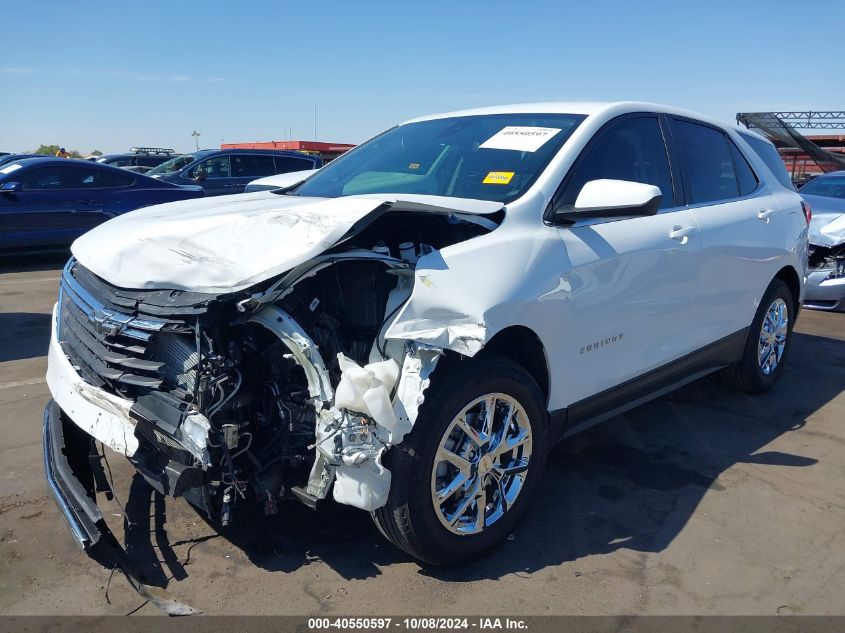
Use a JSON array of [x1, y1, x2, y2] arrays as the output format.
[[801, 201, 812, 224]]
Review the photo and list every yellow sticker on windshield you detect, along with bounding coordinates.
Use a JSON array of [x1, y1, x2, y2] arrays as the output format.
[[483, 171, 514, 185]]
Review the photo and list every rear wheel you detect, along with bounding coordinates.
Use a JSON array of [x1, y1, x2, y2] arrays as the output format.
[[720, 278, 795, 393], [372, 355, 548, 565]]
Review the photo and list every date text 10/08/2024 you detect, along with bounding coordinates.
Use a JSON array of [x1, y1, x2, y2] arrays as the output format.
[[307, 617, 529, 630]]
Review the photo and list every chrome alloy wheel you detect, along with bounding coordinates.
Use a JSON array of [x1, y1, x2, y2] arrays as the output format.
[[758, 297, 789, 376], [430, 393, 533, 536]]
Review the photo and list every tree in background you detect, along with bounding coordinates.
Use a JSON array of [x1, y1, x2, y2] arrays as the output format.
[[90, 150, 103, 156], [34, 144, 60, 156], [33, 144, 83, 158]]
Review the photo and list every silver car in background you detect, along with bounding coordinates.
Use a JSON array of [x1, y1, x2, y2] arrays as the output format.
[[800, 171, 845, 312]]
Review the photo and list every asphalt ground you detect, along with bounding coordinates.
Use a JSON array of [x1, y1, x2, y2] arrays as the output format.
[[1, 252, 843, 615]]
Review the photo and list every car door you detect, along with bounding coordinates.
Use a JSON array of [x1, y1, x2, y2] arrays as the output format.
[[0, 165, 108, 248], [229, 154, 277, 193], [188, 155, 233, 196], [547, 114, 702, 412], [667, 117, 786, 345], [88, 165, 137, 216]]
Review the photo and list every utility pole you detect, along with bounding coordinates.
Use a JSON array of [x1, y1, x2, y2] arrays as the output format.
[[191, 130, 201, 151]]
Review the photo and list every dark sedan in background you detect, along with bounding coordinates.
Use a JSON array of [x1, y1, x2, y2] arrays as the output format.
[[147, 148, 322, 195], [0, 158, 204, 251], [95, 147, 179, 174]]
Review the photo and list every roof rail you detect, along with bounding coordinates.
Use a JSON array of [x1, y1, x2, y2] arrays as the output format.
[[129, 147, 176, 155]]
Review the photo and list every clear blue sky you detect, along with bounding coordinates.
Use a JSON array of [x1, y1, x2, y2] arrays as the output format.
[[1, 0, 841, 154]]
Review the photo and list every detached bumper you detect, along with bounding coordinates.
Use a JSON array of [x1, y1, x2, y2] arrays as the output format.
[[43, 400, 106, 549]]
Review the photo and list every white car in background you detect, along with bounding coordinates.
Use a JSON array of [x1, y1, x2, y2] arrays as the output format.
[[44, 102, 807, 567], [244, 169, 318, 192]]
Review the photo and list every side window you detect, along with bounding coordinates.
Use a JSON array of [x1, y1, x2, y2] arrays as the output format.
[[558, 116, 675, 209], [19, 167, 68, 190], [191, 156, 231, 179], [672, 119, 739, 204], [18, 166, 126, 189], [232, 154, 276, 178], [739, 132, 795, 190], [137, 156, 163, 167], [727, 139, 758, 196], [93, 168, 135, 188], [275, 156, 316, 173], [108, 157, 133, 168]]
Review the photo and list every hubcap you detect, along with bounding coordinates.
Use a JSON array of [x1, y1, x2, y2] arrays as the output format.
[[430, 393, 533, 536], [758, 298, 789, 376]]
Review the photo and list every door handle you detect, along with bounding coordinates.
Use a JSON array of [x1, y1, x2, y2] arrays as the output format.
[[757, 209, 776, 221], [670, 226, 697, 242]]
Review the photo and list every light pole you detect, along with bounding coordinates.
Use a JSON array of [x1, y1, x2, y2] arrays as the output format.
[[191, 130, 201, 151]]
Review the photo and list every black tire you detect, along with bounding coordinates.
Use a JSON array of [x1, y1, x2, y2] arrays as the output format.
[[719, 278, 795, 394], [372, 354, 549, 566]]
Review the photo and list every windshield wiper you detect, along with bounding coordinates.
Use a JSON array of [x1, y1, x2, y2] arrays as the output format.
[[270, 181, 304, 196]]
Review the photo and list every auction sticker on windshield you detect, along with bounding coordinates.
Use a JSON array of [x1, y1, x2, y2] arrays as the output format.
[[0, 164, 22, 174], [482, 171, 515, 185], [480, 126, 561, 152]]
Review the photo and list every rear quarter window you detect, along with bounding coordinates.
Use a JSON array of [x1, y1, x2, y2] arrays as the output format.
[[738, 132, 795, 190], [727, 139, 758, 196]]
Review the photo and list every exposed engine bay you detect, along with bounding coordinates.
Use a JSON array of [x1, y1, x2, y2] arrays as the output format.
[[57, 209, 497, 526], [808, 243, 845, 281]]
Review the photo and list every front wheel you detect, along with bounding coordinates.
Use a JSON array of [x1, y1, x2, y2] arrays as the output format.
[[720, 278, 795, 393], [372, 355, 548, 566]]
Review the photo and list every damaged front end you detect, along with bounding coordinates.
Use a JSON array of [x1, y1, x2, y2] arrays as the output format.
[[806, 210, 845, 312], [44, 203, 498, 544]]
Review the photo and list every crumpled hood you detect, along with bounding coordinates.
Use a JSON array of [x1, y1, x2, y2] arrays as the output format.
[[803, 193, 845, 248], [72, 193, 387, 294], [71, 191, 503, 294]]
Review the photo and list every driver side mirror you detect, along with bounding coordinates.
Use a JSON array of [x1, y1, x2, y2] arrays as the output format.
[[0, 181, 22, 193], [551, 179, 662, 223]]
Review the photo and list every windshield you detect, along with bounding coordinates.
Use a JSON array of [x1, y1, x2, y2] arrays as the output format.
[[800, 175, 845, 199], [292, 113, 585, 203], [147, 153, 198, 176]]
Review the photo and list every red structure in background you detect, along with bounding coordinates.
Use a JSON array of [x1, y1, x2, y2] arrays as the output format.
[[736, 112, 845, 185], [221, 140, 356, 162], [779, 135, 845, 181]]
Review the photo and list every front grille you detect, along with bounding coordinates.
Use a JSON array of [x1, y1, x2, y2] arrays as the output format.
[[58, 262, 170, 391]]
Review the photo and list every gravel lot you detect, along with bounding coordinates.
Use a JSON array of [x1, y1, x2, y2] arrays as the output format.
[[1, 253, 843, 616]]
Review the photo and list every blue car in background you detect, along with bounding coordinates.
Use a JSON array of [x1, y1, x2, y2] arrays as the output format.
[[0, 158, 204, 251], [147, 148, 322, 195]]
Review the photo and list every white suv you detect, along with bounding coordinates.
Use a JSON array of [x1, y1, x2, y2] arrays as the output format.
[[44, 102, 808, 566]]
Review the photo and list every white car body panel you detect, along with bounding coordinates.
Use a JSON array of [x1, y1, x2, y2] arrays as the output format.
[[71, 191, 503, 294], [686, 188, 797, 347], [384, 205, 704, 408], [71, 193, 386, 294]]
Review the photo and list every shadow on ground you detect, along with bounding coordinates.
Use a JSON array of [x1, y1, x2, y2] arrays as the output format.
[[105, 330, 844, 589], [0, 312, 52, 362], [0, 251, 69, 274]]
